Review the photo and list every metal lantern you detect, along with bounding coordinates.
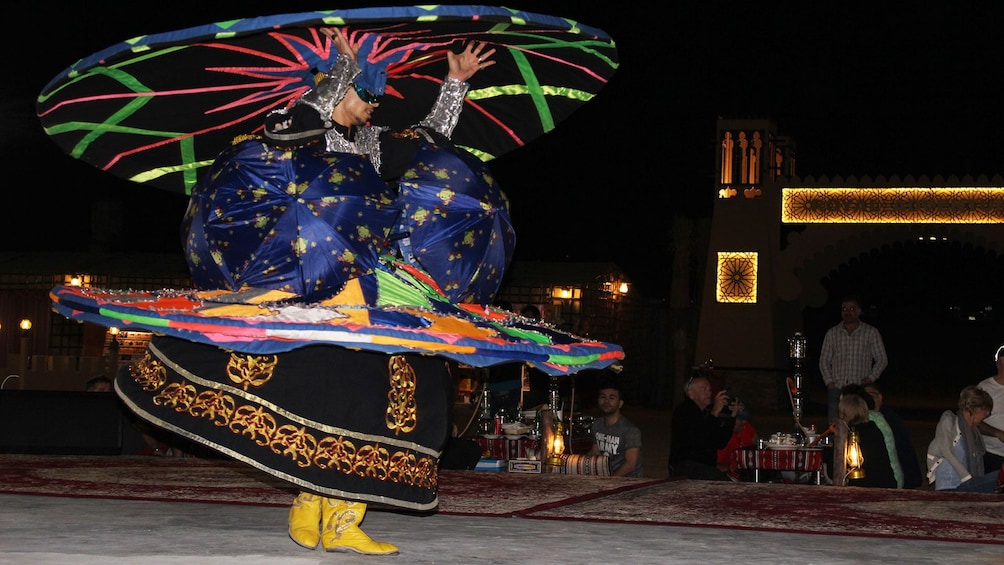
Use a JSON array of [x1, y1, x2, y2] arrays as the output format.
[[845, 430, 865, 480]]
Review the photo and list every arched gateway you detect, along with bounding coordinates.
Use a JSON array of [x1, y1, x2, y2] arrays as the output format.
[[695, 117, 1004, 375]]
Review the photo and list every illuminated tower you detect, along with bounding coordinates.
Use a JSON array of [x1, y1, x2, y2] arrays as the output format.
[[694, 118, 796, 369]]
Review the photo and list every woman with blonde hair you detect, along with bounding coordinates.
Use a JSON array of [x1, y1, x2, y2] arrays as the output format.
[[839, 394, 896, 487], [927, 385, 1001, 492]]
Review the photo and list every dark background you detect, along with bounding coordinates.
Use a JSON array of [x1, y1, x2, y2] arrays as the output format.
[[5, 2, 1004, 306]]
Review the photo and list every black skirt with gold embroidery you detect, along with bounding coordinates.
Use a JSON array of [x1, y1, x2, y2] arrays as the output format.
[[116, 335, 452, 511]]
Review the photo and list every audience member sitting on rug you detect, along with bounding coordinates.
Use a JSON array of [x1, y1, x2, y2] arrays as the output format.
[[977, 344, 1004, 476], [586, 379, 642, 477], [864, 382, 923, 489], [716, 404, 757, 481], [927, 385, 1003, 493], [839, 394, 896, 488], [668, 374, 736, 481], [840, 384, 903, 488], [85, 375, 113, 392]]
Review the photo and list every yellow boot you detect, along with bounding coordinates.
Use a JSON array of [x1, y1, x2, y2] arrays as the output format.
[[287, 491, 322, 549], [321, 497, 399, 555]]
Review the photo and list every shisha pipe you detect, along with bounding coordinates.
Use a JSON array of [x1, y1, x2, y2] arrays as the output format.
[[786, 377, 812, 437], [786, 332, 810, 438]]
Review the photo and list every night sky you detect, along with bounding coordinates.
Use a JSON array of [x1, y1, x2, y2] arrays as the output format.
[[5, 3, 1004, 299]]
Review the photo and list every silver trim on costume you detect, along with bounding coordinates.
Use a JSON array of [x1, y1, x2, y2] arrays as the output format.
[[298, 58, 469, 175], [323, 125, 389, 173], [418, 77, 470, 139], [300, 54, 361, 119]]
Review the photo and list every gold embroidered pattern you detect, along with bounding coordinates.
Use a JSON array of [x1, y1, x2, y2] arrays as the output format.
[[316, 435, 357, 473], [126, 349, 438, 489], [354, 444, 391, 480], [226, 352, 278, 390], [230, 405, 279, 447], [385, 355, 418, 435], [153, 381, 196, 411], [189, 389, 236, 426], [389, 128, 422, 140], [230, 133, 261, 145], [272, 424, 321, 468], [130, 352, 167, 391]]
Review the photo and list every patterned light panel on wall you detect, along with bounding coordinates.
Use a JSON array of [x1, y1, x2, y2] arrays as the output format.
[[781, 187, 1004, 223], [716, 252, 758, 304]]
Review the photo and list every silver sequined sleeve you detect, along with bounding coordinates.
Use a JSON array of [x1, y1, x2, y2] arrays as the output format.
[[417, 77, 470, 139], [354, 126, 389, 174], [299, 54, 361, 118]]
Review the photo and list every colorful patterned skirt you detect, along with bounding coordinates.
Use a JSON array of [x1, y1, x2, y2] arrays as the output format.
[[116, 335, 452, 511]]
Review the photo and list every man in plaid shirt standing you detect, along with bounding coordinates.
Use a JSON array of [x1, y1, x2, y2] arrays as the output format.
[[819, 295, 888, 425]]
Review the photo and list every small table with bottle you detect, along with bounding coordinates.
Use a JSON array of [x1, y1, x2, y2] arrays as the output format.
[[474, 385, 544, 461], [731, 430, 829, 484]]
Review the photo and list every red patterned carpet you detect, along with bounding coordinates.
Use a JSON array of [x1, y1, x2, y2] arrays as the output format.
[[524, 479, 1004, 545], [1, 454, 1001, 545], [0, 454, 658, 515]]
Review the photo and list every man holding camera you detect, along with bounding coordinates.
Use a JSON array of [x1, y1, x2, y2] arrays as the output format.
[[668, 375, 738, 480]]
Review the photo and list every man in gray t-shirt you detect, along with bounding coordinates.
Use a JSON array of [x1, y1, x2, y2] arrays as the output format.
[[587, 380, 643, 477]]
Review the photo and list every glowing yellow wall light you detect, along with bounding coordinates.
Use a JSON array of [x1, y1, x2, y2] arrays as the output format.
[[781, 187, 1004, 224], [716, 252, 758, 303]]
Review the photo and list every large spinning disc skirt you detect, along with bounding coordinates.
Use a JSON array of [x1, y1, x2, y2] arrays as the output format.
[[117, 336, 451, 510], [52, 264, 624, 510]]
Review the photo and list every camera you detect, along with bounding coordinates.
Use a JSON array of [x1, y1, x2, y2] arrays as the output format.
[[722, 388, 735, 405], [718, 389, 736, 417]]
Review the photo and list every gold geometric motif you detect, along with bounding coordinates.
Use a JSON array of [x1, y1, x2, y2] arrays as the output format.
[[387, 452, 419, 485], [153, 381, 197, 410], [716, 252, 758, 304], [230, 405, 279, 447], [124, 351, 439, 490], [272, 424, 320, 468], [411, 456, 438, 489], [315, 435, 357, 473], [385, 355, 418, 435], [781, 187, 1004, 224], [226, 352, 278, 390], [354, 444, 391, 479], [130, 352, 167, 391], [189, 389, 236, 426]]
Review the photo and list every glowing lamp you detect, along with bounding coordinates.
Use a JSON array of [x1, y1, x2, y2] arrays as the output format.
[[546, 419, 566, 466], [845, 430, 865, 480]]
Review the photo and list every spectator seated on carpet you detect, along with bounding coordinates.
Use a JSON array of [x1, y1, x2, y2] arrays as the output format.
[[668, 375, 736, 481], [586, 379, 642, 477], [85, 375, 113, 392], [927, 385, 1003, 493], [864, 382, 923, 489], [841, 384, 903, 488], [839, 394, 896, 488]]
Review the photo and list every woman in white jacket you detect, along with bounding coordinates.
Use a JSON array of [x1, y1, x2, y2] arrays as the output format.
[[927, 385, 1001, 492]]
